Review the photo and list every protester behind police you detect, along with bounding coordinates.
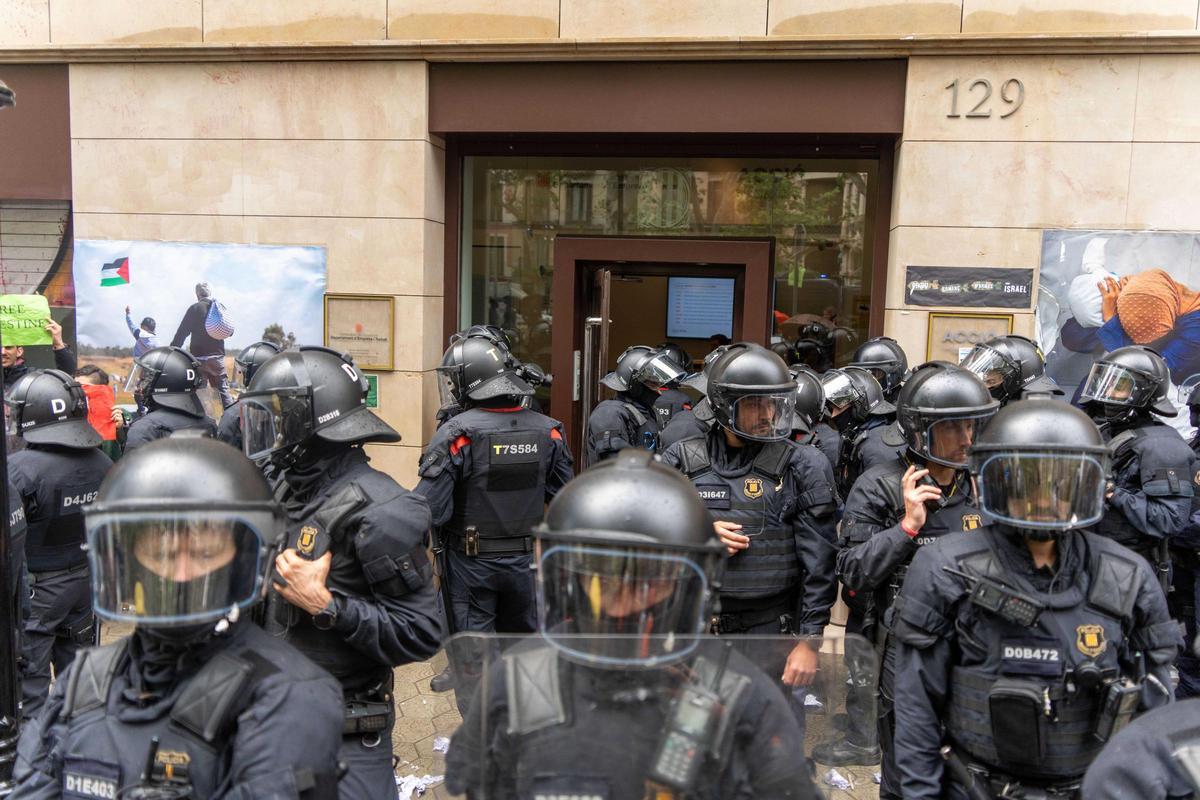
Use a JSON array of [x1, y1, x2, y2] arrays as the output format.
[[893, 398, 1177, 800], [75, 364, 126, 462], [652, 342, 694, 429], [241, 346, 442, 800], [124, 304, 158, 358], [215, 339, 281, 452], [417, 336, 573, 691], [848, 335, 908, 405], [170, 281, 233, 409], [1083, 696, 1200, 799], [1081, 345, 1195, 589], [123, 346, 217, 452], [827, 363, 997, 790], [660, 344, 838, 737], [586, 344, 684, 463], [2, 318, 77, 392], [12, 437, 344, 799], [445, 449, 820, 800], [6, 369, 113, 720], [960, 334, 1063, 406]]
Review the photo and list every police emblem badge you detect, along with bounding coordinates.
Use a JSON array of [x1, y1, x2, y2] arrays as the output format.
[[743, 478, 763, 499], [962, 514, 982, 531], [1076, 624, 1107, 657], [297, 525, 318, 555]]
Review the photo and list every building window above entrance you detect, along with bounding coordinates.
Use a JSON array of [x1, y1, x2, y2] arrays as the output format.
[[460, 155, 880, 398]]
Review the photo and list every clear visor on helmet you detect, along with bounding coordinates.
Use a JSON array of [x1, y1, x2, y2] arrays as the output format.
[[230, 361, 251, 393], [436, 368, 458, 408], [538, 544, 711, 667], [1081, 363, 1154, 407], [123, 363, 154, 395], [239, 389, 313, 461], [911, 411, 996, 469], [86, 510, 276, 626], [639, 354, 687, 390], [960, 345, 1014, 390], [974, 451, 1108, 530], [821, 371, 860, 413], [727, 392, 796, 441]]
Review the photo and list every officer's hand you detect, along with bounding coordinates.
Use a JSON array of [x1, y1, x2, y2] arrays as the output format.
[[44, 319, 64, 349], [901, 466, 941, 533], [782, 640, 819, 687], [714, 520, 749, 556], [274, 549, 333, 615]]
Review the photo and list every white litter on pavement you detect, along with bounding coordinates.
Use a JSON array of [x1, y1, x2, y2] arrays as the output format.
[[395, 774, 443, 799], [803, 693, 824, 708], [432, 736, 450, 754], [873, 771, 882, 784], [822, 768, 852, 791]]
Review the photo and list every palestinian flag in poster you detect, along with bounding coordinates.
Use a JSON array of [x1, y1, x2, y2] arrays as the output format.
[[100, 257, 130, 287]]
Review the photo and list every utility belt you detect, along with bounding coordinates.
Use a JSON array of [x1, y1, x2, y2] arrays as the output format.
[[944, 746, 1082, 800], [29, 561, 89, 583], [343, 685, 394, 744], [445, 526, 533, 557], [710, 594, 795, 634]]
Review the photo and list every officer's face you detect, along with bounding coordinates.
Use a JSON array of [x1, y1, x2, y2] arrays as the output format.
[[930, 418, 976, 464], [590, 575, 676, 619], [1, 346, 23, 368], [982, 370, 1004, 389], [736, 395, 781, 437], [133, 525, 236, 582]]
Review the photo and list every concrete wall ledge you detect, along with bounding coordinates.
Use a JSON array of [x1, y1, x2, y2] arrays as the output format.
[[7, 32, 1200, 63]]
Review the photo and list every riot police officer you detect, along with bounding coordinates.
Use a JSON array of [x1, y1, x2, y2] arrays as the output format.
[[826, 366, 900, 495], [848, 335, 908, 404], [789, 366, 828, 463], [416, 336, 573, 688], [1082, 696, 1200, 798], [960, 334, 1062, 405], [659, 344, 839, 725], [240, 346, 442, 800], [215, 339, 281, 451], [124, 346, 217, 451], [12, 437, 344, 799], [657, 344, 729, 452], [827, 363, 997, 789], [444, 449, 820, 800], [653, 342, 694, 429], [1081, 345, 1195, 588], [586, 344, 684, 464], [5, 369, 113, 719], [893, 398, 1178, 799], [812, 369, 850, 471]]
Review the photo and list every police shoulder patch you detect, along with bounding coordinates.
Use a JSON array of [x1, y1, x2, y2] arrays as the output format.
[[297, 525, 319, 555], [1076, 624, 1107, 658], [962, 513, 982, 531]]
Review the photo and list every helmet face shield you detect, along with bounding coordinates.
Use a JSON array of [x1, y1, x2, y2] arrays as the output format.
[[726, 392, 795, 441], [960, 344, 1015, 391], [538, 544, 712, 667], [1080, 362, 1155, 408], [821, 371, 862, 414], [436, 367, 459, 407], [974, 451, 1108, 530], [86, 510, 277, 627], [239, 388, 313, 461], [123, 362, 153, 396], [911, 411, 996, 468], [638, 353, 686, 390]]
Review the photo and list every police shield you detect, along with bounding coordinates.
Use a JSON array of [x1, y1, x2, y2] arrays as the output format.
[[429, 632, 879, 799]]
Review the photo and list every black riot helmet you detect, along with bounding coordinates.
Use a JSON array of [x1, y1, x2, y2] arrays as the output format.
[[848, 336, 908, 399], [681, 344, 732, 396], [85, 437, 283, 631], [535, 449, 726, 668], [834, 366, 895, 425], [790, 366, 824, 434], [1188, 382, 1200, 429], [969, 398, 1110, 536], [437, 336, 533, 408], [124, 346, 205, 416], [707, 343, 796, 442], [1080, 345, 1176, 417], [239, 346, 399, 466], [600, 345, 685, 394], [5, 369, 101, 449], [450, 324, 515, 355], [896, 362, 999, 469], [657, 342, 692, 375], [960, 335, 1059, 404], [232, 340, 282, 392]]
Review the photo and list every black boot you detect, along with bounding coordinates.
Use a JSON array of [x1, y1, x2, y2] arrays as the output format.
[[429, 665, 454, 693], [811, 737, 881, 766]]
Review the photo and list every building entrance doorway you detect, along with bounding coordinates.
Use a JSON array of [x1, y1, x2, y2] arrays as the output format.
[[550, 236, 774, 461]]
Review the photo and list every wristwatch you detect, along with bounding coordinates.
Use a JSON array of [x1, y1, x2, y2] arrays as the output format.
[[312, 597, 339, 630]]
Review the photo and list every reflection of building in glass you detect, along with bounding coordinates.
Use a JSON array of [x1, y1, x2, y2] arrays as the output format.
[[465, 158, 874, 371]]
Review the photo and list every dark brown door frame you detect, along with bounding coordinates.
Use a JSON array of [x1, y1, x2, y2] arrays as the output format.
[[551, 235, 774, 457], [441, 137, 895, 342]]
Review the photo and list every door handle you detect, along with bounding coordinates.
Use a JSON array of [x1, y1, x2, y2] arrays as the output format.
[[580, 316, 603, 468]]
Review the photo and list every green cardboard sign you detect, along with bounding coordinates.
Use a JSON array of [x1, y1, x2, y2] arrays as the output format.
[[365, 374, 379, 408], [0, 295, 52, 346]]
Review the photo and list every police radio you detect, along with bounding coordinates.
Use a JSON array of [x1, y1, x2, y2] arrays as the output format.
[[943, 566, 1046, 627], [647, 645, 731, 791]]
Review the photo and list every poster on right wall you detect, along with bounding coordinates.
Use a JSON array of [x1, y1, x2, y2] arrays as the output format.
[[1037, 229, 1200, 436]]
